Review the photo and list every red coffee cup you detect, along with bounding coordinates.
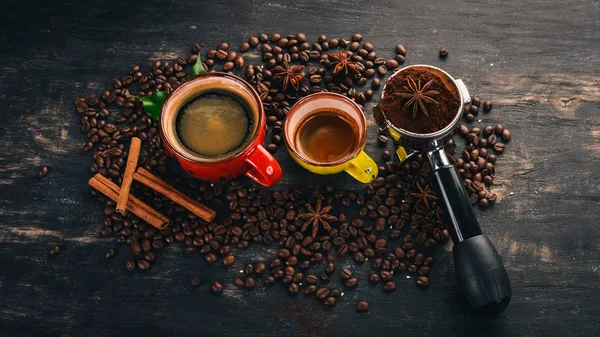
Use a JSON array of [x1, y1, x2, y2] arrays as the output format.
[[159, 72, 282, 186]]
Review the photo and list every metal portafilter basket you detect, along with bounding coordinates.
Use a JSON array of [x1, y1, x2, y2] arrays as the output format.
[[375, 65, 511, 313]]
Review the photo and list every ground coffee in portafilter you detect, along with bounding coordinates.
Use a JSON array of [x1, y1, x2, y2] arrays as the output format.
[[381, 66, 460, 134], [73, 32, 510, 317]]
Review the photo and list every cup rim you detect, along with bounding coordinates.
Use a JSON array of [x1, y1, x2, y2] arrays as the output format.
[[160, 72, 264, 164], [379, 64, 464, 141], [283, 92, 367, 167]]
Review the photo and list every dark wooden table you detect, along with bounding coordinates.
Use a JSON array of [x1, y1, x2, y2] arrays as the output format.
[[1, 0, 599, 336]]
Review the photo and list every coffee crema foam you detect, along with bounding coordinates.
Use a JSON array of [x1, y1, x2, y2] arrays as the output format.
[[176, 93, 252, 158]]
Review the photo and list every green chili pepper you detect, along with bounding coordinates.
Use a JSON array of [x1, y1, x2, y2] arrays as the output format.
[[188, 51, 206, 78], [133, 91, 169, 120]]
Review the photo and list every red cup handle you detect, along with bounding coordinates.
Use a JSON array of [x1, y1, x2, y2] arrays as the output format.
[[244, 145, 282, 187]]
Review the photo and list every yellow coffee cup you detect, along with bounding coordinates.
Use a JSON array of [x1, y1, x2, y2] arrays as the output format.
[[283, 92, 378, 183]]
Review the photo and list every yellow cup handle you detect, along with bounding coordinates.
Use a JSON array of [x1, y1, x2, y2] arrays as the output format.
[[344, 150, 379, 183]]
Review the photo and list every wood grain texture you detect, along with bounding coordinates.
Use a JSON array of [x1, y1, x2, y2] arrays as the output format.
[[1, 0, 599, 336]]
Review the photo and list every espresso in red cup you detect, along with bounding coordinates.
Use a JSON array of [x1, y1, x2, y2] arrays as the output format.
[[160, 72, 282, 186]]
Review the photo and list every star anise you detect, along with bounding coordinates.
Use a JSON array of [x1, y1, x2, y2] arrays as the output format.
[[328, 49, 360, 75], [297, 199, 338, 238], [389, 76, 440, 118], [271, 62, 307, 91], [410, 182, 437, 210]]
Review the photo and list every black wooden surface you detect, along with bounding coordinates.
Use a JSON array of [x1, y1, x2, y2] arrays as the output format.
[[1, 0, 599, 336]]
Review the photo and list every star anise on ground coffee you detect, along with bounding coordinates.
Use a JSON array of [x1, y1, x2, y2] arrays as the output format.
[[272, 62, 307, 91], [389, 76, 440, 118], [297, 198, 338, 238], [328, 49, 360, 75], [410, 182, 437, 210]]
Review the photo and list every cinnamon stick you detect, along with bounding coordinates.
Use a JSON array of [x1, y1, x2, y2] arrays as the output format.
[[116, 137, 142, 214], [94, 174, 169, 223], [89, 175, 169, 230], [134, 167, 217, 222]]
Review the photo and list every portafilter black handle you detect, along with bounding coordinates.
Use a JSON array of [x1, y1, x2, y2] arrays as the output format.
[[428, 146, 512, 314]]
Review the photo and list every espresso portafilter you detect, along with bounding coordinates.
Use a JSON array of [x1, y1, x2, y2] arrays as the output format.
[[375, 65, 511, 313]]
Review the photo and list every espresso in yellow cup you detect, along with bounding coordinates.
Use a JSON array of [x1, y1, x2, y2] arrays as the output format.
[[283, 92, 378, 183]]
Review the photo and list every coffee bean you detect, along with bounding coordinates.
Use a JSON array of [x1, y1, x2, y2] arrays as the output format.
[[372, 78, 381, 89], [316, 287, 330, 300], [211, 281, 224, 294], [244, 277, 256, 289], [266, 144, 277, 153], [501, 129, 511, 142], [396, 44, 407, 55], [439, 48, 449, 58], [255, 262, 266, 274], [369, 273, 381, 284], [472, 96, 481, 107], [354, 251, 366, 263], [482, 125, 494, 137], [385, 59, 399, 69], [215, 50, 227, 60], [483, 100, 493, 112], [341, 268, 352, 280], [395, 54, 405, 64], [458, 124, 469, 137], [351, 33, 363, 42], [470, 105, 479, 115], [377, 134, 389, 145], [240, 42, 250, 52], [191, 278, 201, 287], [345, 277, 358, 288], [126, 260, 135, 271], [324, 296, 337, 306], [244, 264, 254, 275], [49, 245, 61, 256], [223, 62, 234, 71], [416, 276, 429, 288], [205, 253, 217, 263], [326, 262, 335, 274], [377, 65, 387, 75], [137, 259, 150, 270], [383, 281, 396, 292], [465, 114, 475, 122], [223, 255, 235, 266], [493, 143, 506, 154], [218, 42, 229, 51], [39, 165, 50, 177], [105, 248, 115, 259]]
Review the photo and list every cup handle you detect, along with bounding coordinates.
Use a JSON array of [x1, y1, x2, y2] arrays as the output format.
[[344, 150, 378, 183], [244, 145, 282, 187]]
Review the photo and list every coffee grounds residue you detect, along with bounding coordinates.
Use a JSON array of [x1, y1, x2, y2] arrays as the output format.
[[381, 66, 460, 134]]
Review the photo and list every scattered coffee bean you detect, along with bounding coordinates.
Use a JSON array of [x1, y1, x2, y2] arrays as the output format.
[[345, 278, 358, 288], [396, 44, 407, 55], [483, 100, 493, 112], [191, 278, 201, 287], [39, 165, 50, 177], [416, 276, 429, 288], [223, 255, 235, 266], [439, 48, 449, 58], [244, 277, 256, 289], [383, 281, 396, 292], [49, 245, 61, 256], [211, 281, 224, 294], [324, 296, 337, 306], [356, 301, 369, 312]]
